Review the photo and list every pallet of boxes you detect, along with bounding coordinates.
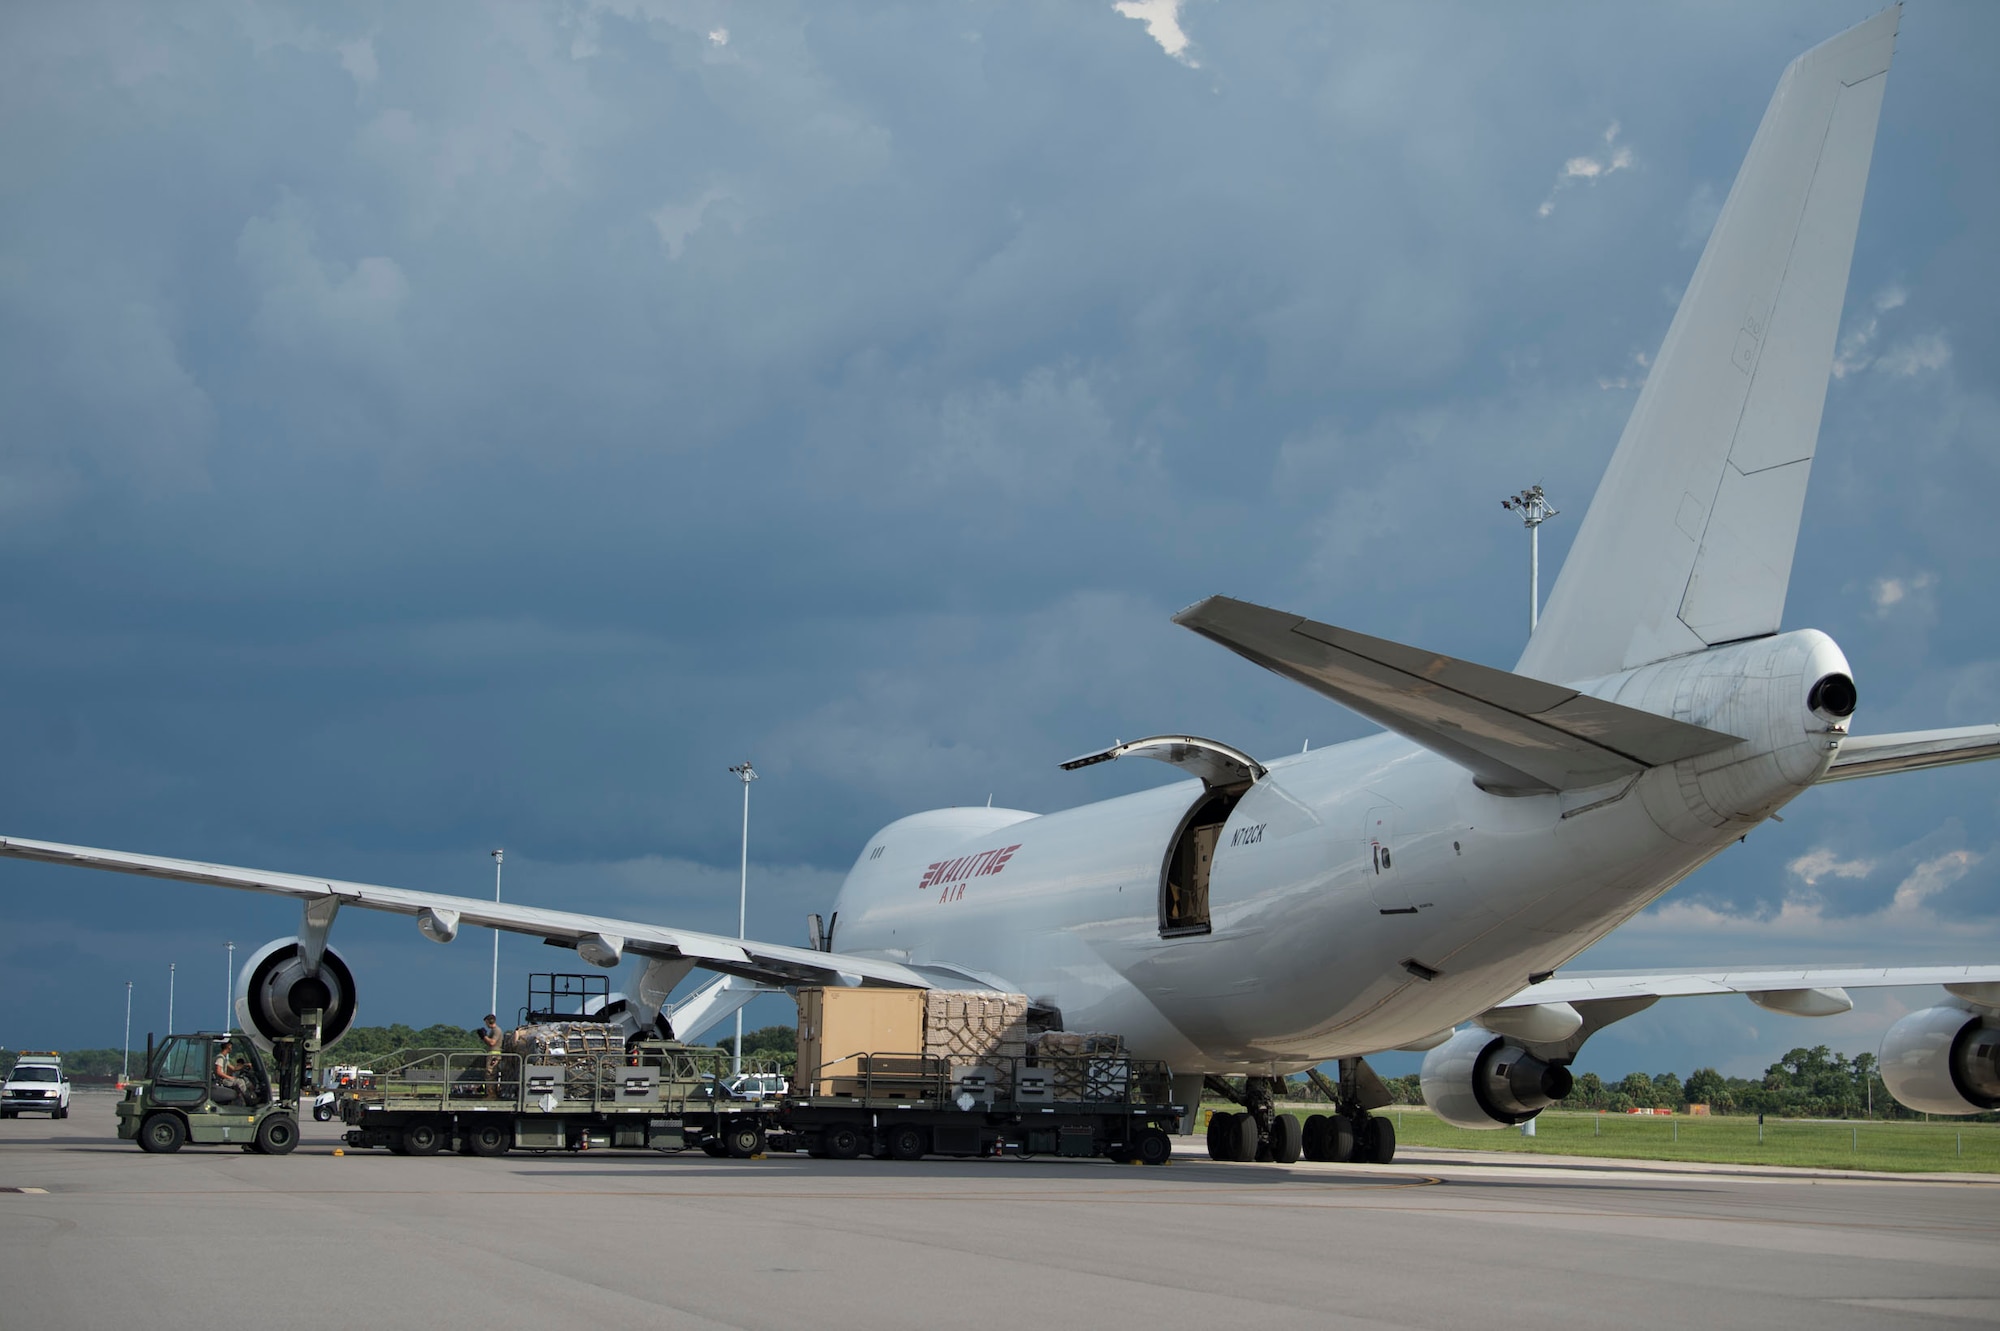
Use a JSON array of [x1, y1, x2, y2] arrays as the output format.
[[795, 987, 1031, 1101]]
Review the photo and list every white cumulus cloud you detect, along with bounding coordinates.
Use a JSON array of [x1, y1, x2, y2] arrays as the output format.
[[1832, 286, 1948, 379], [1787, 848, 1877, 886], [1114, 0, 1197, 67], [1538, 122, 1633, 217], [1869, 570, 1937, 615], [651, 187, 732, 261]]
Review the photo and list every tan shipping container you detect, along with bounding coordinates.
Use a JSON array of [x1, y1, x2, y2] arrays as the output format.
[[795, 987, 926, 1094]]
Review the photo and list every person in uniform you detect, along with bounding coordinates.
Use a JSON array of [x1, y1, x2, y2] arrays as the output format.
[[479, 1014, 503, 1097], [212, 1037, 253, 1104]]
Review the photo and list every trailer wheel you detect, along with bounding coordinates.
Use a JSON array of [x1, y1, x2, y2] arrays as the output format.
[[724, 1121, 765, 1159], [885, 1124, 927, 1162], [402, 1121, 444, 1156], [138, 1112, 186, 1154], [822, 1122, 865, 1160], [464, 1122, 511, 1157], [1133, 1129, 1173, 1166], [255, 1114, 300, 1156]]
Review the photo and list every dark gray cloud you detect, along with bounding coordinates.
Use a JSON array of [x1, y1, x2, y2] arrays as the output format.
[[2, 1, 1995, 1078]]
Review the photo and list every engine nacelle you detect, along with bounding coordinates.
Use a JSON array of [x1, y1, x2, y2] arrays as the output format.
[[1879, 1004, 2000, 1116], [234, 937, 358, 1050], [1421, 1027, 1575, 1128]]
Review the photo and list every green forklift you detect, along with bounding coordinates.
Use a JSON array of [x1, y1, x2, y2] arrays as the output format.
[[118, 1019, 320, 1155]]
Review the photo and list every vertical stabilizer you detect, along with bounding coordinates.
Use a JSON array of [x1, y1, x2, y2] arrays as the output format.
[[1516, 9, 1897, 684]]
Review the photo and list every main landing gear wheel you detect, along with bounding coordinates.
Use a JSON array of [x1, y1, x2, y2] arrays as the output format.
[[1268, 1114, 1303, 1164], [822, 1123, 865, 1160], [886, 1124, 928, 1162], [402, 1121, 443, 1156], [253, 1114, 299, 1156], [1133, 1128, 1173, 1166], [137, 1112, 186, 1154], [724, 1122, 765, 1159], [1361, 1116, 1396, 1164], [464, 1122, 511, 1157], [1205, 1112, 1233, 1161], [1303, 1114, 1356, 1162], [1228, 1112, 1259, 1163]]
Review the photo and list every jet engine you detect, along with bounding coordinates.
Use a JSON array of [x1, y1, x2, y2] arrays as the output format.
[[1420, 1026, 1575, 1129], [234, 937, 358, 1049], [1879, 1004, 2000, 1116]]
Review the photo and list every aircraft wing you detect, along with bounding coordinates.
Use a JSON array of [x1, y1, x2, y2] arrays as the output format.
[[1819, 725, 2000, 783], [1496, 965, 2000, 1010], [1173, 595, 1742, 795], [0, 834, 934, 991]]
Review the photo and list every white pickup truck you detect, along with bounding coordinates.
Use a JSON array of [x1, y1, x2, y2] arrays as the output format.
[[3, 1053, 71, 1119]]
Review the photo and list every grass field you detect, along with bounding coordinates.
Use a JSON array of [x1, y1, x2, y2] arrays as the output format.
[[1199, 1103, 2000, 1173]]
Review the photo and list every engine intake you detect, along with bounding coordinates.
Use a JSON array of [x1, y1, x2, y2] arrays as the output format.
[[1880, 1004, 2000, 1116], [1421, 1027, 1573, 1128], [234, 937, 358, 1049]]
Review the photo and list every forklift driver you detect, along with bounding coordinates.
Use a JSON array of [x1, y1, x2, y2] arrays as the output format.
[[212, 1038, 253, 1105]]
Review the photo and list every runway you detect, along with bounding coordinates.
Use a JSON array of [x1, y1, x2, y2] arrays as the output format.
[[4, 1094, 1997, 1330]]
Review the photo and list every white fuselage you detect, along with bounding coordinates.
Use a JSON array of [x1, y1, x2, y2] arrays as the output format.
[[828, 631, 1853, 1073]]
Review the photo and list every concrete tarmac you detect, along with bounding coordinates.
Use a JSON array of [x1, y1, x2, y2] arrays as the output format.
[[4, 1092, 1997, 1330]]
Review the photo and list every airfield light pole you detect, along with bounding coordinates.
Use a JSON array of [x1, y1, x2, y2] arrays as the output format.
[[225, 940, 235, 1034], [729, 761, 758, 1078], [491, 849, 505, 1020], [1500, 485, 1559, 632], [167, 962, 176, 1035], [122, 980, 133, 1083]]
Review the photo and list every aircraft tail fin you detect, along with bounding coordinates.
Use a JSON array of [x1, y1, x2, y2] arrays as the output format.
[[1516, 8, 1898, 684]]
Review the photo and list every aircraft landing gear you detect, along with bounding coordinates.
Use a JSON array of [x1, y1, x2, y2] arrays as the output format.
[[1202, 1064, 1396, 1165]]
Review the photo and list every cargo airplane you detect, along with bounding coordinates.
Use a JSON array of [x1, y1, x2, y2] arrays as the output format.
[[6, 7, 1998, 1163]]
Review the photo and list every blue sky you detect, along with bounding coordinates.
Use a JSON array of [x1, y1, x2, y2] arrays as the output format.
[[2, 2, 1994, 1083]]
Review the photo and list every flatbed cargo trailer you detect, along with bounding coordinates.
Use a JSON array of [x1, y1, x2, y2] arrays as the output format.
[[338, 1039, 776, 1157], [780, 1050, 1182, 1163]]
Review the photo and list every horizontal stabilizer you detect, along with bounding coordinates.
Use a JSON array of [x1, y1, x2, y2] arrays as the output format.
[[1173, 596, 1741, 794], [1819, 724, 2000, 783]]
